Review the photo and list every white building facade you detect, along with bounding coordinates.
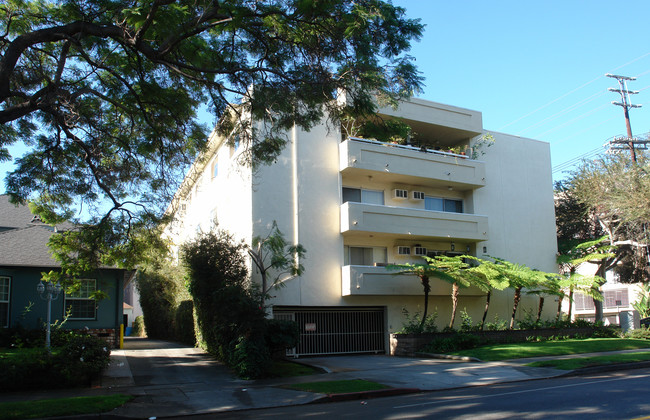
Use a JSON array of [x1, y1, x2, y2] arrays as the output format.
[[165, 98, 558, 356]]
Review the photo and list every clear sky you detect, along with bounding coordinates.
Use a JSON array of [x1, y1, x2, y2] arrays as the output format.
[[395, 0, 650, 181], [2, 0, 650, 192]]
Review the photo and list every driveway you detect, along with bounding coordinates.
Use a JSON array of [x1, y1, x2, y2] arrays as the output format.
[[107, 338, 320, 418]]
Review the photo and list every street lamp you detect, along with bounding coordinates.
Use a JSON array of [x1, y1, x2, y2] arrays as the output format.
[[37, 281, 62, 349]]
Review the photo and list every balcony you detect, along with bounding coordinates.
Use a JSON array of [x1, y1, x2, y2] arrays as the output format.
[[340, 138, 486, 191], [341, 202, 488, 242], [342, 265, 486, 296]]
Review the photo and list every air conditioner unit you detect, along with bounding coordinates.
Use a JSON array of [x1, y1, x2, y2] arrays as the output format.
[[393, 189, 408, 199], [412, 191, 425, 200], [396, 246, 411, 255], [412, 246, 427, 256]]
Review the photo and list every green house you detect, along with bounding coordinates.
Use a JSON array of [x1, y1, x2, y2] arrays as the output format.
[[0, 195, 126, 346]]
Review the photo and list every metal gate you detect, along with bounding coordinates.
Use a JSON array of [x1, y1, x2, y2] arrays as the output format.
[[274, 308, 385, 356]]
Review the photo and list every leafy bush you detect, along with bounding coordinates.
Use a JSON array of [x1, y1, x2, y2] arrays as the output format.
[[422, 333, 482, 354], [232, 333, 272, 380], [183, 230, 270, 378], [132, 315, 146, 337], [484, 315, 507, 331], [0, 332, 110, 391], [136, 270, 180, 339], [174, 300, 196, 346], [54, 334, 111, 385], [459, 309, 478, 332], [396, 307, 438, 334], [264, 319, 300, 357], [625, 326, 650, 340]]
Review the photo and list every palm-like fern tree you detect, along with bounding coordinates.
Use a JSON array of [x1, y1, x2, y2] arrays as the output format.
[[556, 236, 612, 320], [464, 257, 511, 330], [388, 259, 455, 329]]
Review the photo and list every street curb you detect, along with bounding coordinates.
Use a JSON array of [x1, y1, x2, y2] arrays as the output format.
[[561, 360, 650, 377], [312, 387, 422, 403]]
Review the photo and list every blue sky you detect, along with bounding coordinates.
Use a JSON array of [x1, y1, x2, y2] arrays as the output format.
[[2, 1, 650, 192], [395, 0, 650, 181]]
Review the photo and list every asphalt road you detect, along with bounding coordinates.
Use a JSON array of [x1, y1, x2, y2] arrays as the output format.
[[171, 367, 650, 419]]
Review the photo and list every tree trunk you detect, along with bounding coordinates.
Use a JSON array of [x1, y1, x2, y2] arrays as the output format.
[[509, 286, 522, 329], [419, 275, 431, 329], [449, 282, 459, 329], [537, 296, 544, 322], [567, 287, 574, 321], [481, 290, 492, 330], [556, 295, 563, 321]]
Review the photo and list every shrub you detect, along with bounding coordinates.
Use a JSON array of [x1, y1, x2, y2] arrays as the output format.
[[232, 333, 272, 379], [183, 230, 270, 378], [132, 315, 146, 337], [422, 333, 482, 354], [264, 318, 300, 357], [0, 332, 110, 391], [174, 300, 196, 346], [459, 309, 478, 332], [484, 315, 507, 331], [625, 326, 650, 340], [136, 270, 179, 339], [396, 307, 438, 334], [54, 334, 111, 385]]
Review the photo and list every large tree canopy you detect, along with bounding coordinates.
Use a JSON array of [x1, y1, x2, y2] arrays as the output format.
[[0, 0, 423, 273]]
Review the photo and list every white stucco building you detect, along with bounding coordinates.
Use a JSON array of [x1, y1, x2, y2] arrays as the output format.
[[164, 97, 558, 355]]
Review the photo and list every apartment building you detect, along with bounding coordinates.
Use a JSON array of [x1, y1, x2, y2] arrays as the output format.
[[164, 97, 558, 355]]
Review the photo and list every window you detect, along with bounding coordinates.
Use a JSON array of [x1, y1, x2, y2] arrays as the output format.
[[344, 246, 387, 266], [603, 289, 629, 308], [65, 279, 97, 320], [342, 187, 384, 205], [211, 160, 218, 179], [0, 276, 9, 328], [574, 293, 595, 311], [424, 196, 463, 213]]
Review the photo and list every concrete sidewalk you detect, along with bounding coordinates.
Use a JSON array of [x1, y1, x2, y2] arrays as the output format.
[[101, 338, 568, 418], [2, 338, 649, 419]]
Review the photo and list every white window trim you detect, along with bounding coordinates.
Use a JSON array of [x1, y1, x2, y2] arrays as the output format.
[[65, 279, 97, 320], [0, 276, 10, 328]]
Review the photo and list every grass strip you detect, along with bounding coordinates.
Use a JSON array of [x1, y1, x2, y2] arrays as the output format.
[[0, 394, 133, 420], [451, 338, 650, 361], [267, 360, 321, 377], [526, 351, 650, 370], [285, 379, 390, 394]]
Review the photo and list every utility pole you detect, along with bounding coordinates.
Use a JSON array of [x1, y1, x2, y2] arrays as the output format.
[[606, 73, 645, 162]]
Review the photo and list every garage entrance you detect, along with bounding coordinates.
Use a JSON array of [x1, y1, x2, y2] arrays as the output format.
[[274, 307, 386, 356]]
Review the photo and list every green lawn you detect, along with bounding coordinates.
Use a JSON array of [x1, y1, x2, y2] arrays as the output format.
[[267, 360, 322, 377], [285, 380, 390, 394], [451, 338, 650, 361], [527, 351, 650, 370], [0, 394, 133, 420]]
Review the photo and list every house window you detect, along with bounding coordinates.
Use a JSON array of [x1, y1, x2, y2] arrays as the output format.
[[342, 187, 384, 205], [65, 279, 97, 320], [603, 289, 629, 309], [425, 196, 463, 213], [0, 276, 9, 328], [344, 246, 387, 266], [574, 293, 595, 311]]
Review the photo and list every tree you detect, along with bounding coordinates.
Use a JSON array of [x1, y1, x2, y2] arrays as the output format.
[[555, 236, 611, 320], [388, 258, 455, 330], [485, 258, 547, 330], [464, 257, 509, 330], [1, 0, 424, 273], [248, 221, 306, 307]]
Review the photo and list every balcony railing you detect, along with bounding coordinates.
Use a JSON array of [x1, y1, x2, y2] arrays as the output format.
[[340, 137, 486, 190], [342, 265, 486, 296], [341, 201, 489, 242]]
